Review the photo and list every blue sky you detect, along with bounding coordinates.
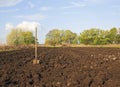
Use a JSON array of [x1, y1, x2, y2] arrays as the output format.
[[0, 0, 120, 44]]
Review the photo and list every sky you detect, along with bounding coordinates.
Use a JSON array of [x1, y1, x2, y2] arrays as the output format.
[[0, 0, 120, 44]]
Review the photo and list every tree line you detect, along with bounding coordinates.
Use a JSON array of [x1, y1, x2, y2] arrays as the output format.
[[45, 28, 120, 45], [6, 27, 120, 46]]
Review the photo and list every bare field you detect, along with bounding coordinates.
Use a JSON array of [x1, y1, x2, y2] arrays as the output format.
[[0, 47, 120, 87]]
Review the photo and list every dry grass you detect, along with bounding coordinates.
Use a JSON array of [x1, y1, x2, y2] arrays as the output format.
[[69, 44, 120, 48], [0, 44, 120, 52], [44, 44, 120, 48], [0, 45, 34, 52]]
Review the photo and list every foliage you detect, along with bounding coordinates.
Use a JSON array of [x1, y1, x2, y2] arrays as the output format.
[[64, 30, 77, 44], [116, 34, 120, 44], [45, 29, 77, 45], [45, 27, 120, 46], [80, 28, 103, 45], [7, 28, 35, 45], [80, 28, 119, 45], [106, 27, 117, 44], [45, 29, 61, 45]]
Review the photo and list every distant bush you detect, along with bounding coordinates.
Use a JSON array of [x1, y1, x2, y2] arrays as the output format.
[[6, 28, 35, 46]]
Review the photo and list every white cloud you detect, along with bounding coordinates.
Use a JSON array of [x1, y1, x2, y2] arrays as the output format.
[[17, 21, 40, 32], [28, 1, 35, 8], [0, 0, 23, 7], [40, 6, 53, 11], [62, 1, 86, 9], [17, 14, 46, 21], [5, 21, 40, 32], [5, 23, 14, 30]]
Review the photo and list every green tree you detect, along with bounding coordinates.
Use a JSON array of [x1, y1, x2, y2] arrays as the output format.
[[45, 29, 62, 45], [64, 30, 77, 44], [80, 28, 111, 45], [116, 34, 120, 44], [21, 32, 35, 45], [94, 30, 111, 45], [72, 35, 79, 44], [80, 28, 99, 45], [106, 27, 117, 44], [7, 28, 35, 45], [45, 29, 77, 45]]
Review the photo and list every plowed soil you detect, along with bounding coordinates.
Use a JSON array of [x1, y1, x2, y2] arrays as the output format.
[[0, 47, 120, 87]]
